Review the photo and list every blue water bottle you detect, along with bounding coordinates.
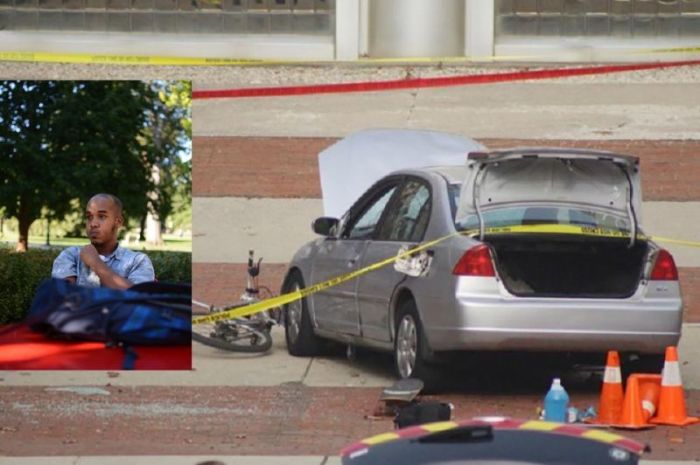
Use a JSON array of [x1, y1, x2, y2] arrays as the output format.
[[544, 378, 569, 422]]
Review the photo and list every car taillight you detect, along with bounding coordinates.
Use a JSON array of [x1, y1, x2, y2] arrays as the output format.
[[650, 249, 678, 281], [453, 244, 495, 277]]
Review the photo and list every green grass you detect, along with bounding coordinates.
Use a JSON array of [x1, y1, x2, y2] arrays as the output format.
[[0, 234, 191, 252]]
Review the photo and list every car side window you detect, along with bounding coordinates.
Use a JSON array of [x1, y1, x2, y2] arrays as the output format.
[[377, 180, 431, 242], [344, 186, 398, 240]]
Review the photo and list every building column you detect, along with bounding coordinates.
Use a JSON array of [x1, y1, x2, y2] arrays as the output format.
[[336, 0, 361, 61], [465, 0, 495, 61], [368, 0, 465, 58]]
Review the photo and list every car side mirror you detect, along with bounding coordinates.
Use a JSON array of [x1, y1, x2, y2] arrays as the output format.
[[312, 217, 339, 237]]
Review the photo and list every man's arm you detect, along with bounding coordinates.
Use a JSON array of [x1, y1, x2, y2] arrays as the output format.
[[126, 253, 156, 285], [52, 247, 79, 283], [90, 260, 134, 290], [80, 245, 133, 290]]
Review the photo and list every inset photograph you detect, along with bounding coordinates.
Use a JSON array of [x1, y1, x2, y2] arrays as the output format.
[[0, 80, 192, 370]]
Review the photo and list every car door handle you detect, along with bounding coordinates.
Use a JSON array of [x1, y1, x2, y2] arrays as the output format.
[[347, 255, 360, 266]]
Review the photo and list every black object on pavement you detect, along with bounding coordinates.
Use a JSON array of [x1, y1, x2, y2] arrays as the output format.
[[394, 400, 452, 429]]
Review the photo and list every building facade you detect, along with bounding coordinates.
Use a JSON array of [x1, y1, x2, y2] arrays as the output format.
[[1, 0, 699, 61]]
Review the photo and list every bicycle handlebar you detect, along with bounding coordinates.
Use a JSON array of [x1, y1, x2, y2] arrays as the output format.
[[247, 250, 262, 278]]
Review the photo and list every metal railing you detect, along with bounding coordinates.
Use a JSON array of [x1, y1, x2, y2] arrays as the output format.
[[496, 0, 700, 37]]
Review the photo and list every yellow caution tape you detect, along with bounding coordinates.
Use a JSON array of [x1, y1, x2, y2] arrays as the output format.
[[464, 225, 700, 248], [647, 236, 700, 248], [0, 51, 579, 66], [468, 224, 635, 239], [2, 44, 699, 67], [192, 224, 700, 325], [633, 46, 700, 55], [0, 51, 285, 66]]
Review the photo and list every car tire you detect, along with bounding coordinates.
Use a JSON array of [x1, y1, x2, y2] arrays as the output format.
[[394, 299, 441, 390], [283, 270, 322, 357]]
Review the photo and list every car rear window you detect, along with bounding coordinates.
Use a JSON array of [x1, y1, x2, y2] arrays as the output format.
[[449, 184, 631, 232]]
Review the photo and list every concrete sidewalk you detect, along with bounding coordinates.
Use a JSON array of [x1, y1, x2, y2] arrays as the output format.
[[2, 325, 699, 388], [192, 80, 700, 140]]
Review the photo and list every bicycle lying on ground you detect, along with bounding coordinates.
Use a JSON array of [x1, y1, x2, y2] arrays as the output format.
[[192, 250, 281, 353]]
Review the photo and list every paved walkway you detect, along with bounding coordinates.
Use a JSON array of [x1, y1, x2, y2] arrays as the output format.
[[193, 79, 700, 140], [1, 382, 699, 460], [3, 325, 700, 389]]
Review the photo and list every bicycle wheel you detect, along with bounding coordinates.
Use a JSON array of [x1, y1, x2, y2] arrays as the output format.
[[192, 305, 273, 353]]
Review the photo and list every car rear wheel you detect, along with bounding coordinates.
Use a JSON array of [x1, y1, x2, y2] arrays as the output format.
[[284, 270, 321, 357], [394, 299, 440, 389]]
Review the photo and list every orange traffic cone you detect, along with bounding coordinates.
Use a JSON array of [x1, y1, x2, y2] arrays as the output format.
[[636, 374, 662, 421], [597, 351, 624, 425], [649, 346, 700, 426], [613, 374, 656, 429]]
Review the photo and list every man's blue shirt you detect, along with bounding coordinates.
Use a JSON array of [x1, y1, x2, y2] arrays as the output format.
[[51, 244, 155, 287]]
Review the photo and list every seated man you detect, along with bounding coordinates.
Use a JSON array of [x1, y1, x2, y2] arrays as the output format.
[[52, 193, 155, 290]]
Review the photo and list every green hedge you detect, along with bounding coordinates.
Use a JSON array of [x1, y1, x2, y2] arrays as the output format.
[[148, 250, 192, 283], [0, 248, 191, 324]]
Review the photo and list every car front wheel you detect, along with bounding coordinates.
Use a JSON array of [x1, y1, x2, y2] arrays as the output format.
[[283, 270, 321, 357]]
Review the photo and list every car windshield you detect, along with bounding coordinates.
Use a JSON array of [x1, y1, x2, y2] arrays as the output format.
[[448, 184, 631, 233]]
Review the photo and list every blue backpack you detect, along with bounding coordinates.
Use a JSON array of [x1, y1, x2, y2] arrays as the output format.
[[26, 279, 191, 367]]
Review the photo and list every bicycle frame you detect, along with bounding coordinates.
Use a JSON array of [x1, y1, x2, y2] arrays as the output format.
[[191, 249, 279, 352]]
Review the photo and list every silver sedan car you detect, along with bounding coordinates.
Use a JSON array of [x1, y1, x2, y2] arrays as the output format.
[[281, 147, 683, 385]]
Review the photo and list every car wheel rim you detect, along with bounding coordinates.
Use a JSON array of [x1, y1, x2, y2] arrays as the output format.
[[286, 283, 302, 343], [396, 314, 417, 379]]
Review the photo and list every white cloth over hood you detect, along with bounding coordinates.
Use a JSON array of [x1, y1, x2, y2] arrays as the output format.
[[318, 129, 486, 218]]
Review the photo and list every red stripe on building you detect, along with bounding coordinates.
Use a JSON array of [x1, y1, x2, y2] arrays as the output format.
[[193, 60, 700, 99]]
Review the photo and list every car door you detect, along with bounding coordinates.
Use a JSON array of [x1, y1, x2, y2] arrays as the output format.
[[309, 180, 401, 336], [356, 177, 433, 342]]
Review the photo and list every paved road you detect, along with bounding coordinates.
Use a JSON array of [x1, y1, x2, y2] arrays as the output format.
[[3, 325, 699, 388], [193, 79, 700, 140]]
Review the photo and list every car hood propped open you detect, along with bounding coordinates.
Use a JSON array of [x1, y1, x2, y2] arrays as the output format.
[[318, 129, 485, 219]]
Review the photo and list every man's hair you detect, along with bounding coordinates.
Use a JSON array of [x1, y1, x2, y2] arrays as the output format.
[[89, 193, 124, 218]]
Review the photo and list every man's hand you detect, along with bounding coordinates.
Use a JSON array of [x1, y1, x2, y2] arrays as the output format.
[[79, 244, 102, 269], [80, 244, 133, 290]]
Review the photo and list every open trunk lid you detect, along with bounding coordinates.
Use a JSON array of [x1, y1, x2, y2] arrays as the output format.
[[455, 148, 643, 242]]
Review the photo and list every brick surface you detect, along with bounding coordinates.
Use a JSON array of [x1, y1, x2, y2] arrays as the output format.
[[193, 137, 700, 200], [679, 268, 700, 324], [193, 136, 333, 198], [192, 262, 289, 307], [0, 385, 698, 459], [193, 262, 700, 323]]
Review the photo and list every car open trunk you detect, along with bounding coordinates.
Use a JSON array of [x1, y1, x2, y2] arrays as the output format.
[[486, 235, 649, 298]]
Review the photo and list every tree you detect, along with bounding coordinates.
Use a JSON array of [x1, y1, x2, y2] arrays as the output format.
[[0, 81, 153, 251], [139, 81, 192, 242]]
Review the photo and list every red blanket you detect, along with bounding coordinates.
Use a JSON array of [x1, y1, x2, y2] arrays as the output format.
[[0, 324, 191, 370]]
